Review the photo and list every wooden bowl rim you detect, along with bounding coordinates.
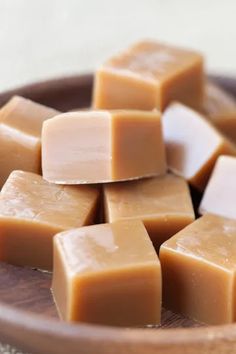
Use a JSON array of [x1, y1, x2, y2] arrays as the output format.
[[0, 73, 236, 351], [1, 302, 236, 348]]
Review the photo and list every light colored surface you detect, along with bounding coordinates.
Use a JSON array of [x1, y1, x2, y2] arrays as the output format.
[[0, 343, 28, 354], [42, 110, 166, 183], [163, 102, 236, 190], [0, 0, 236, 93], [199, 155, 236, 219]]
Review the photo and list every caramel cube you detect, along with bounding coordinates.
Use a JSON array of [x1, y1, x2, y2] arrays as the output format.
[[52, 220, 161, 326], [0, 96, 59, 187], [203, 81, 236, 143], [103, 174, 195, 250], [0, 170, 99, 270], [163, 102, 236, 190], [42, 110, 166, 184], [160, 214, 236, 325], [93, 40, 204, 111], [199, 155, 236, 219]]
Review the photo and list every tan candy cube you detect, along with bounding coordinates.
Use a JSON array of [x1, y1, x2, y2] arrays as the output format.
[[103, 174, 195, 250], [0, 170, 99, 270], [160, 214, 236, 325], [52, 220, 161, 326], [93, 40, 204, 111], [0, 96, 59, 187], [42, 110, 166, 184]]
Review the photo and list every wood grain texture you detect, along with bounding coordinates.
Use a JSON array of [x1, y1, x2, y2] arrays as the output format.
[[0, 262, 199, 328], [0, 263, 57, 318], [0, 73, 235, 354]]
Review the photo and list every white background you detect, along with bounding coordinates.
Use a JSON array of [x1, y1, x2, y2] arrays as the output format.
[[0, 0, 236, 92]]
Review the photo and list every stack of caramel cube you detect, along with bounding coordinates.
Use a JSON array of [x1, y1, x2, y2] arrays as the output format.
[[0, 40, 236, 326]]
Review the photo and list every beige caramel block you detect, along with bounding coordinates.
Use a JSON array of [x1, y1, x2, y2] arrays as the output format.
[[0, 96, 59, 187], [163, 102, 236, 191], [199, 155, 236, 219], [160, 214, 236, 325], [0, 170, 99, 270], [203, 81, 236, 143], [42, 110, 166, 184], [93, 40, 204, 111], [52, 219, 161, 326], [103, 174, 195, 250]]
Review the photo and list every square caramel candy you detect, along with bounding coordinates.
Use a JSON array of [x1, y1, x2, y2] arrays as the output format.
[[0, 96, 59, 187], [0, 170, 99, 270], [103, 174, 195, 250], [163, 102, 236, 191], [42, 110, 166, 184], [93, 40, 204, 111], [160, 214, 236, 325], [199, 155, 236, 219], [202, 81, 236, 143], [52, 219, 161, 326]]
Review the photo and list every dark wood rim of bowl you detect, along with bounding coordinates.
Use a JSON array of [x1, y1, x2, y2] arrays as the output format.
[[0, 73, 236, 354]]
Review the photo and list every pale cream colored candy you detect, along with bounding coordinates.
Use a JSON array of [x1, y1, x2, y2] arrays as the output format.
[[93, 40, 204, 111], [0, 170, 100, 270], [163, 102, 236, 191], [52, 219, 161, 326], [199, 155, 236, 219], [103, 174, 195, 250], [42, 110, 166, 184], [160, 213, 236, 325], [0, 96, 59, 187]]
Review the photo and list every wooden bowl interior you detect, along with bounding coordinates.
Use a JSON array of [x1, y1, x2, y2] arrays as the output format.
[[0, 73, 235, 354]]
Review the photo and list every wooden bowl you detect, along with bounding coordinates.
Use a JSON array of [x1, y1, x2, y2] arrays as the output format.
[[0, 74, 236, 354]]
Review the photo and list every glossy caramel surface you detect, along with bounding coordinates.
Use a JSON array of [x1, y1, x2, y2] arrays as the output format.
[[0, 95, 59, 138], [162, 214, 236, 270], [53, 219, 161, 326], [160, 214, 236, 325], [0, 170, 99, 229], [55, 220, 158, 275], [104, 174, 194, 219]]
